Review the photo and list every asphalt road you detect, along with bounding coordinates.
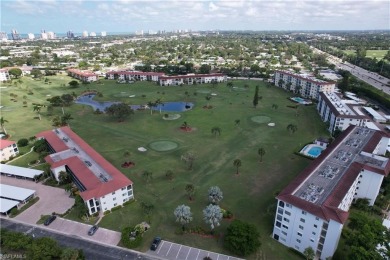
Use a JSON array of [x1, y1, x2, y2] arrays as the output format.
[[1, 218, 159, 260]]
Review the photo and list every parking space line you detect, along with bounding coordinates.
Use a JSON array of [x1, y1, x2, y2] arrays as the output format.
[[175, 245, 182, 259], [157, 241, 165, 254], [196, 249, 200, 260], [185, 247, 191, 260], [166, 242, 173, 256], [217, 253, 220, 260]]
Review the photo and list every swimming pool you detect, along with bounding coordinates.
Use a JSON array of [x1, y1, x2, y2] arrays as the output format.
[[290, 97, 312, 105], [300, 144, 325, 158]]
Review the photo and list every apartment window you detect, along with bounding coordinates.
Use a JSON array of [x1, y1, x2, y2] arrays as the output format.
[[315, 217, 319, 221], [278, 208, 283, 214], [286, 203, 292, 208], [300, 218, 305, 223], [310, 238, 315, 243], [276, 221, 281, 228], [312, 231, 316, 235], [295, 246, 299, 250], [282, 231, 287, 236], [285, 210, 291, 216], [314, 224, 318, 228], [279, 201, 285, 207], [122, 193, 126, 197], [302, 211, 307, 215], [121, 187, 126, 191], [112, 192, 115, 195], [102, 196, 105, 199], [113, 198, 116, 201], [103, 202, 106, 205], [282, 224, 288, 229], [114, 203, 117, 206], [296, 239, 301, 243], [297, 232, 302, 237], [277, 215, 282, 221], [283, 217, 290, 223]]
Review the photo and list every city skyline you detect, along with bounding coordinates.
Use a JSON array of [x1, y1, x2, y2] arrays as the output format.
[[1, 0, 389, 34]]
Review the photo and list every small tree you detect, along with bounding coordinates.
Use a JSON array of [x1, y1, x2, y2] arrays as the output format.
[[0, 117, 8, 134], [253, 85, 259, 108], [233, 159, 242, 175], [181, 151, 196, 170], [185, 184, 195, 201], [258, 147, 266, 163], [165, 170, 174, 181], [287, 123, 298, 134], [68, 80, 79, 88], [174, 204, 193, 231], [17, 138, 29, 147], [303, 247, 315, 260], [208, 186, 223, 205], [142, 170, 153, 183], [140, 201, 154, 224], [105, 103, 134, 122], [211, 126, 221, 137], [224, 220, 261, 256], [203, 204, 222, 233]]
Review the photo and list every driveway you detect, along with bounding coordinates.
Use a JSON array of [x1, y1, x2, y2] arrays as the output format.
[[0, 176, 74, 224], [147, 240, 243, 260]]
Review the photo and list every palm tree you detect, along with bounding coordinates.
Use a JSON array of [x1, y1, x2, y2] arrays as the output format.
[[33, 104, 42, 120], [287, 124, 298, 134], [234, 119, 240, 126], [52, 115, 62, 127], [258, 147, 266, 162], [203, 204, 223, 233], [185, 184, 195, 200], [147, 101, 156, 115], [205, 95, 212, 107], [295, 84, 302, 95], [0, 117, 8, 134], [155, 98, 164, 114], [174, 204, 193, 231], [61, 113, 73, 126], [233, 159, 242, 175], [227, 81, 233, 90], [211, 126, 221, 137], [142, 170, 153, 183]]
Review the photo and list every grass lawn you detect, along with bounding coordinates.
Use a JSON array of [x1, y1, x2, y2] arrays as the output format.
[[3, 75, 330, 259], [343, 49, 388, 60]]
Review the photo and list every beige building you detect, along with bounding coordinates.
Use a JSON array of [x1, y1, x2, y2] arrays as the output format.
[[0, 140, 19, 161]]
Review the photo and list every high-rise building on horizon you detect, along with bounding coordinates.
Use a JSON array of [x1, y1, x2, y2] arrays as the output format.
[[82, 31, 88, 38], [27, 33, 35, 40], [101, 31, 107, 37], [0, 32, 8, 41], [67, 31, 75, 39], [11, 29, 20, 40], [90, 32, 96, 37]]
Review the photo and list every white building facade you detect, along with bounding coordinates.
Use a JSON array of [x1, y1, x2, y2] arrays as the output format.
[[159, 73, 227, 86], [105, 71, 164, 82], [317, 92, 371, 134], [274, 70, 335, 100], [67, 69, 98, 82], [273, 126, 390, 259], [0, 140, 19, 162], [0, 69, 10, 82]]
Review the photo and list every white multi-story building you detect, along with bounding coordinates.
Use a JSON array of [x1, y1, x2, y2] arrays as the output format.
[[272, 126, 390, 259], [159, 73, 227, 86], [106, 71, 165, 82], [0, 140, 19, 162], [317, 92, 371, 134], [0, 32, 8, 42], [27, 33, 35, 40], [37, 127, 134, 215], [67, 68, 98, 82], [0, 69, 10, 82], [274, 70, 335, 100]]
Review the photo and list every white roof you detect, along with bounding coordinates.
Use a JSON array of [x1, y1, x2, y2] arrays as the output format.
[[0, 198, 19, 213], [0, 184, 35, 201], [363, 107, 386, 121], [365, 122, 381, 131], [0, 164, 44, 178]]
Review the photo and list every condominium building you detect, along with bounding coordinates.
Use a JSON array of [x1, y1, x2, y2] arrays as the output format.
[[317, 92, 371, 134], [36, 127, 134, 215], [67, 69, 98, 82], [274, 70, 335, 100], [0, 69, 10, 82], [0, 32, 8, 41], [272, 126, 390, 259], [105, 71, 165, 82], [158, 73, 227, 86], [0, 140, 19, 162]]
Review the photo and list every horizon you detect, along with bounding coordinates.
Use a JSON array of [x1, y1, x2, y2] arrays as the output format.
[[1, 0, 389, 33]]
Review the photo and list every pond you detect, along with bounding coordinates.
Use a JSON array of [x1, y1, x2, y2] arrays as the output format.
[[75, 94, 194, 112]]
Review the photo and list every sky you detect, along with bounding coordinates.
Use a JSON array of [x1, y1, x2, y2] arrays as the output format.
[[1, 0, 389, 34]]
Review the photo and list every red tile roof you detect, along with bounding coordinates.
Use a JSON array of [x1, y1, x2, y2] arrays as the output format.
[[106, 71, 165, 76], [159, 73, 226, 80], [0, 140, 16, 150], [277, 126, 390, 224], [37, 127, 132, 201], [67, 68, 97, 77]]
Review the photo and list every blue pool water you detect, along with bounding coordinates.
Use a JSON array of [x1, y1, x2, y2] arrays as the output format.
[[290, 97, 312, 105], [75, 94, 193, 112], [307, 146, 324, 157]]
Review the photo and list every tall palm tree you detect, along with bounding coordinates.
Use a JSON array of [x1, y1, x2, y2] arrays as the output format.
[[287, 124, 298, 134], [211, 126, 221, 137], [233, 159, 242, 175], [227, 81, 233, 90], [0, 117, 8, 134], [258, 147, 266, 162], [155, 98, 164, 114], [147, 101, 156, 115], [61, 113, 73, 126], [205, 95, 212, 107]]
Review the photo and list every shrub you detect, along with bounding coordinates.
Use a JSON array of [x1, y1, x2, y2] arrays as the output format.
[[103, 210, 111, 215], [111, 205, 122, 212], [17, 138, 29, 147], [121, 226, 143, 248]]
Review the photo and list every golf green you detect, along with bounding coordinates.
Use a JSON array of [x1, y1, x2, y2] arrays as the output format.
[[148, 140, 179, 151], [162, 114, 181, 120], [251, 115, 271, 123]]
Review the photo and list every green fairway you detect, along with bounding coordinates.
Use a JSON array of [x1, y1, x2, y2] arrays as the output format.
[[3, 76, 329, 259], [343, 49, 388, 60]]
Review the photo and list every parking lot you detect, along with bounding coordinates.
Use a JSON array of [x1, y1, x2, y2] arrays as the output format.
[[147, 240, 243, 260]]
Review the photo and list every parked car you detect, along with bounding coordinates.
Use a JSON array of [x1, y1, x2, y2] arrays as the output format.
[[88, 225, 99, 236], [150, 237, 161, 251], [44, 215, 56, 226]]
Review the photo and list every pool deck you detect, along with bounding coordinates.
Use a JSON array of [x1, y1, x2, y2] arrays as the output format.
[[300, 144, 324, 158]]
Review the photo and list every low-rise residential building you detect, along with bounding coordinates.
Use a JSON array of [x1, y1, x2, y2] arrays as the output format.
[[67, 68, 98, 82], [0, 140, 19, 162], [159, 73, 227, 86], [274, 70, 335, 100], [317, 92, 371, 134], [272, 126, 390, 259], [36, 127, 134, 215], [105, 71, 164, 82], [0, 69, 10, 81]]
